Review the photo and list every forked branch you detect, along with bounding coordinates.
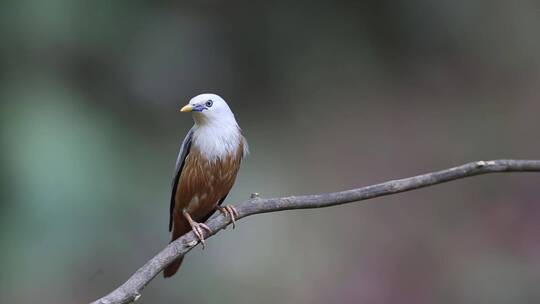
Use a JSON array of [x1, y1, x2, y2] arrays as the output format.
[[91, 159, 540, 304]]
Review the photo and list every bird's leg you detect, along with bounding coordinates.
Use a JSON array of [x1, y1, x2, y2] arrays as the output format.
[[182, 209, 212, 249], [216, 205, 239, 229]]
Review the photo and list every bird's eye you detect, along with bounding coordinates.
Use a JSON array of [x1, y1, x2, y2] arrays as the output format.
[[205, 100, 213, 107]]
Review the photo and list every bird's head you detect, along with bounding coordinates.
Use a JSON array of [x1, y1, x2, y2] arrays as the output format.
[[180, 93, 236, 126]]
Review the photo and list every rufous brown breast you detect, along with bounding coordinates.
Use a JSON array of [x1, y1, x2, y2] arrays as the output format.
[[170, 140, 244, 240]]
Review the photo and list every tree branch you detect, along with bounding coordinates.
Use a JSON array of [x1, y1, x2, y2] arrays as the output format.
[[91, 159, 540, 304]]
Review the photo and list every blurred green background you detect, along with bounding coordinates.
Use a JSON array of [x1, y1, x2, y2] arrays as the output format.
[[1, 1, 540, 303]]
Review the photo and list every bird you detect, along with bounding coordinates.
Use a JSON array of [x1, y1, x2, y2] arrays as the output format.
[[163, 93, 248, 278]]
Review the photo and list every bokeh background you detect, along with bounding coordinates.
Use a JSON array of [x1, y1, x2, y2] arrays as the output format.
[[1, 1, 540, 303]]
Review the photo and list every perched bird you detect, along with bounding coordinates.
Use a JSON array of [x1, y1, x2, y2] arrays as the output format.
[[163, 93, 248, 278]]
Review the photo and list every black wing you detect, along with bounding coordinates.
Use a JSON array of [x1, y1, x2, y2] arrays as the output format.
[[169, 128, 194, 231]]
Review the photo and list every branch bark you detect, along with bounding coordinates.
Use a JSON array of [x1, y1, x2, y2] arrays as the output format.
[[91, 159, 540, 304]]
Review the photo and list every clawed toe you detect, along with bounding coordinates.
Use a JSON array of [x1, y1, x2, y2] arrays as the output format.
[[218, 205, 239, 228], [192, 222, 211, 248], [183, 210, 212, 249]]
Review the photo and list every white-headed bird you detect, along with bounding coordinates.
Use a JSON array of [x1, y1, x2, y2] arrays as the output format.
[[163, 93, 248, 278]]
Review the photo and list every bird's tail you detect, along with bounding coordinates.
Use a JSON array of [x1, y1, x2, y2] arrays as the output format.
[[163, 218, 189, 278], [163, 256, 184, 278]]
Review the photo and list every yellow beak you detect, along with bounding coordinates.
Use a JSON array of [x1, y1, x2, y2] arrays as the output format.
[[180, 104, 193, 112]]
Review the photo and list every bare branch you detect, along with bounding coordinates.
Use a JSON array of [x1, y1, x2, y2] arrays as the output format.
[[91, 159, 540, 304]]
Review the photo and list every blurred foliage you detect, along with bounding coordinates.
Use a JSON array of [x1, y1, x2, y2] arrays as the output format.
[[1, 1, 540, 303]]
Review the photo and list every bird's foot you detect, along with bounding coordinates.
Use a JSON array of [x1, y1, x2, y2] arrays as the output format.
[[183, 210, 212, 249], [217, 205, 239, 229], [191, 222, 212, 249]]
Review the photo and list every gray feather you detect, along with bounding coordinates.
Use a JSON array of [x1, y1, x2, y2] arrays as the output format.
[[169, 128, 194, 231]]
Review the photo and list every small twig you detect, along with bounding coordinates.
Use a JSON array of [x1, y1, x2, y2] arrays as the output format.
[[91, 159, 540, 304]]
